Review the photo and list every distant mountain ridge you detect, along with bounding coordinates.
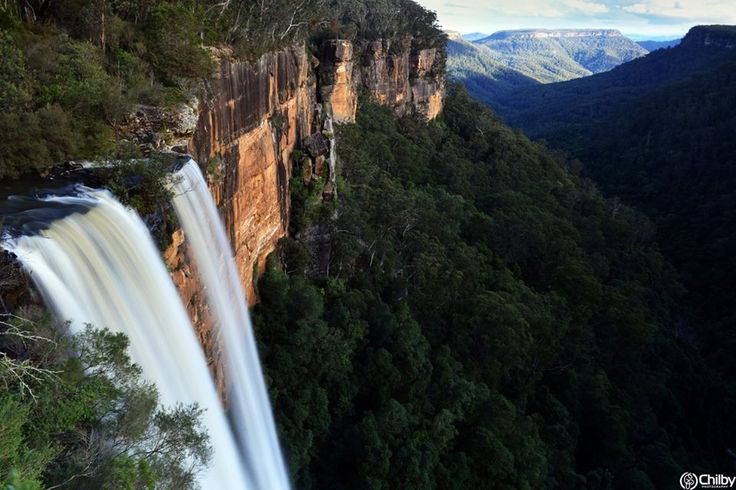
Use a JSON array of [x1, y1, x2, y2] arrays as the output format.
[[447, 28, 648, 105], [462, 32, 488, 41], [473, 28, 647, 80], [637, 39, 680, 51], [680, 24, 736, 48], [492, 25, 736, 139], [478, 26, 736, 394], [481, 28, 622, 40]]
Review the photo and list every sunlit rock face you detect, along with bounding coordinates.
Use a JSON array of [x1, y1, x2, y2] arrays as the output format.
[[412, 47, 445, 120], [320, 38, 445, 122], [319, 40, 358, 123], [188, 46, 315, 305], [182, 40, 444, 306]]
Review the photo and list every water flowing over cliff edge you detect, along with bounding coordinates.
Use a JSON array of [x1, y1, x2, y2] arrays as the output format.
[[171, 160, 290, 490], [1, 189, 253, 488], [150, 38, 444, 379], [164, 39, 444, 312]]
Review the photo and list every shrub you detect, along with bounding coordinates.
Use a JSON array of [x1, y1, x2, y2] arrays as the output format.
[[142, 2, 213, 86]]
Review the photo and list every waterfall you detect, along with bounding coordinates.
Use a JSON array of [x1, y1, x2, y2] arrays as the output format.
[[1, 188, 253, 490], [171, 160, 291, 490]]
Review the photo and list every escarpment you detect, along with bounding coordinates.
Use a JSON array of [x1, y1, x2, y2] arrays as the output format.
[[0, 35, 444, 402], [318, 38, 445, 122], [178, 37, 444, 307], [186, 46, 316, 305]]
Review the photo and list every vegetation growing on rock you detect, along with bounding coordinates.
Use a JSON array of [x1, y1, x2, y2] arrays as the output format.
[[0, 0, 445, 178]]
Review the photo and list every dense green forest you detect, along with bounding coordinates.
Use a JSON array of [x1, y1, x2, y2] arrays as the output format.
[[254, 86, 733, 489], [446, 35, 540, 103], [472, 26, 736, 436], [0, 308, 210, 488], [577, 60, 736, 343], [0, 0, 442, 178], [3, 0, 735, 488], [488, 26, 736, 140]]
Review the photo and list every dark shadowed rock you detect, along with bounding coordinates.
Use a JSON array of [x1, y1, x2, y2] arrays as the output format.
[[303, 132, 328, 157]]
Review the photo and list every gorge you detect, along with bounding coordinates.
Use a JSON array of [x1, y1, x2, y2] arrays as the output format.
[[1, 2, 735, 490], [0, 3, 447, 486]]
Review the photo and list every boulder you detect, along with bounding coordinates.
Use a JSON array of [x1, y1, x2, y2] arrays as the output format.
[[303, 132, 328, 157]]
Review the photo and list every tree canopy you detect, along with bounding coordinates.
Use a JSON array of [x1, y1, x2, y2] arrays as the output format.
[[252, 86, 729, 489], [0, 309, 211, 489]]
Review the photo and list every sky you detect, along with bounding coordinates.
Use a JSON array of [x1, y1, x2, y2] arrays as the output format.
[[418, 0, 736, 39]]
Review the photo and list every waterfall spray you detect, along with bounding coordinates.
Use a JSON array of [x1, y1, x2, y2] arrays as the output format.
[[171, 160, 291, 490], [1, 188, 253, 490]]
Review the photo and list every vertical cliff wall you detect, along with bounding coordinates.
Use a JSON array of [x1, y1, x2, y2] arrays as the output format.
[[164, 230, 226, 395], [319, 38, 445, 122], [177, 38, 443, 308], [187, 47, 316, 305], [0, 37, 444, 403]]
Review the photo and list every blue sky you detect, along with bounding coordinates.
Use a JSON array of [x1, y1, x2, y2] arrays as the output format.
[[418, 0, 735, 39]]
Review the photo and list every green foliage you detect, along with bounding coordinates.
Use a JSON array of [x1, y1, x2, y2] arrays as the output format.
[[103, 156, 181, 250], [489, 28, 736, 460], [322, 0, 445, 49], [0, 30, 120, 178], [104, 156, 177, 214], [0, 0, 214, 178], [0, 32, 30, 111], [255, 86, 718, 489], [142, 2, 213, 85], [207, 0, 326, 59], [0, 399, 52, 489], [0, 310, 211, 489], [0, 0, 445, 177], [288, 169, 333, 236]]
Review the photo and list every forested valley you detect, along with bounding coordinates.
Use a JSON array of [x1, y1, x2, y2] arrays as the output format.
[[256, 87, 732, 489], [1, 1, 734, 489]]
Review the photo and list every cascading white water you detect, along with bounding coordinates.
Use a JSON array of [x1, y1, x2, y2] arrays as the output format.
[[171, 160, 291, 490], [1, 188, 253, 490]]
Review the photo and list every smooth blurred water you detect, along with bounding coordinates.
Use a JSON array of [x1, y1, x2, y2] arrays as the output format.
[[171, 160, 291, 490], [1, 188, 253, 490]]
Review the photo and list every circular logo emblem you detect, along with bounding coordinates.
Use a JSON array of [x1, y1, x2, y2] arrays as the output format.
[[680, 472, 698, 490]]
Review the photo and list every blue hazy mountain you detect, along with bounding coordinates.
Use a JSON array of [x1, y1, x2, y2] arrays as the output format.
[[637, 38, 681, 51], [447, 28, 648, 105], [461, 32, 488, 41]]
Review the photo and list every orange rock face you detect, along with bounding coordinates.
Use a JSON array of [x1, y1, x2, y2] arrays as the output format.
[[188, 46, 315, 306], [320, 40, 358, 123], [163, 229, 227, 396], [173, 40, 443, 313], [320, 38, 445, 121]]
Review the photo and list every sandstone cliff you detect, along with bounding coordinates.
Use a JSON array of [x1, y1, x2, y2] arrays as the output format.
[[0, 36, 444, 403], [187, 46, 316, 305], [318, 38, 445, 122], [175, 38, 444, 311]]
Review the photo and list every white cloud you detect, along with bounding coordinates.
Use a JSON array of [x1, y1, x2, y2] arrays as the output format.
[[564, 0, 610, 14], [438, 0, 566, 17], [437, 0, 612, 17], [417, 0, 732, 36], [621, 3, 648, 14], [620, 0, 736, 22]]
